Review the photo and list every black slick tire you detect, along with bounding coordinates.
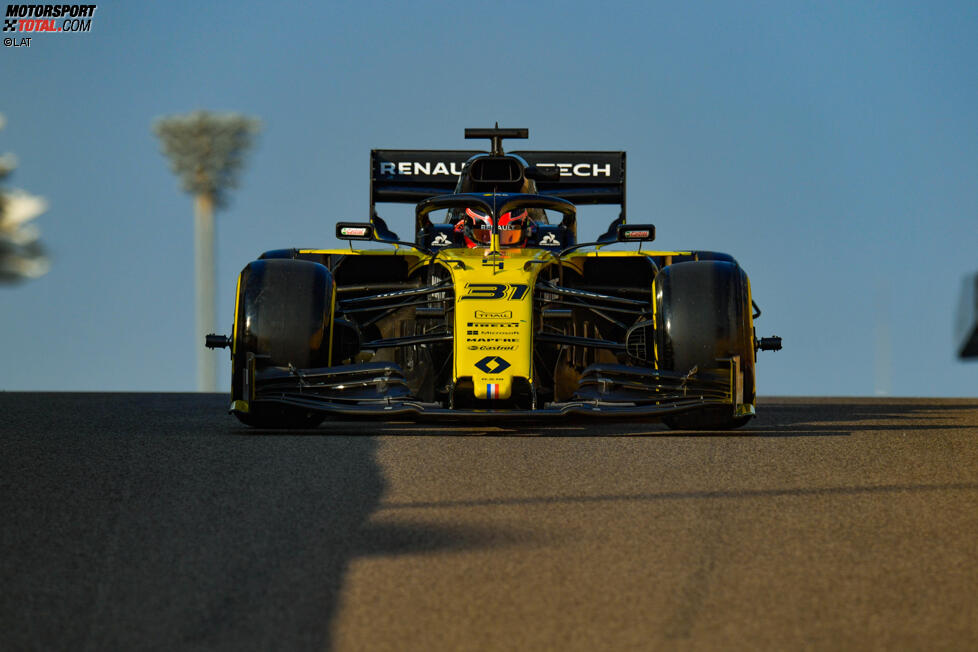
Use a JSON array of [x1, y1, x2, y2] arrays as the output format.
[[231, 259, 334, 429], [654, 260, 755, 431]]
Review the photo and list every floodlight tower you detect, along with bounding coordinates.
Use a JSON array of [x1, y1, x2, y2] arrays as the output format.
[[153, 111, 260, 392], [0, 114, 50, 284]]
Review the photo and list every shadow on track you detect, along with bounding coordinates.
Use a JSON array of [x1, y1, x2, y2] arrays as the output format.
[[0, 393, 518, 652], [5, 394, 976, 650], [377, 481, 978, 512]]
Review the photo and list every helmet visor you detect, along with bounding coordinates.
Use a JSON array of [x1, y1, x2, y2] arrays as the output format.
[[471, 223, 492, 244], [498, 226, 524, 246], [465, 207, 492, 244], [498, 211, 526, 246]]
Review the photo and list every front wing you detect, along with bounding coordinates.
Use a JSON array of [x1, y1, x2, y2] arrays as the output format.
[[230, 358, 753, 421]]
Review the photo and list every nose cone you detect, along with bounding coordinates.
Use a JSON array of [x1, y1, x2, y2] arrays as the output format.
[[448, 249, 544, 401], [459, 302, 526, 401]]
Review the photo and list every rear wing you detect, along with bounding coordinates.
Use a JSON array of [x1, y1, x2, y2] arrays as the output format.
[[370, 149, 626, 219]]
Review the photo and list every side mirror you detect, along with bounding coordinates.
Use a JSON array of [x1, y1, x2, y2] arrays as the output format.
[[336, 222, 374, 241], [617, 224, 655, 242]]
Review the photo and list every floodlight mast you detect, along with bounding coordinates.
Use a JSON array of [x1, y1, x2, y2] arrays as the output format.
[[153, 111, 260, 392], [0, 114, 50, 284]]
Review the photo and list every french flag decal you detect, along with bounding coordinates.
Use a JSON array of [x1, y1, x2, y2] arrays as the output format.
[[487, 383, 500, 399]]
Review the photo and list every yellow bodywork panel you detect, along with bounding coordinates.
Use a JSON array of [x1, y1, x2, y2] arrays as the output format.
[[439, 246, 552, 400]]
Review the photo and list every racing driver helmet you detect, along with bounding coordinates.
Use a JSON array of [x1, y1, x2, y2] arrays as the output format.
[[455, 207, 531, 248]]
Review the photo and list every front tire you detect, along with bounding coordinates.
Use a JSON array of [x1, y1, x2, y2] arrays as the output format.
[[231, 259, 334, 429], [653, 260, 755, 430]]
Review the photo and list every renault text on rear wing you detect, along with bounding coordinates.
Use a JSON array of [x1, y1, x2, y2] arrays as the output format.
[[370, 149, 626, 214]]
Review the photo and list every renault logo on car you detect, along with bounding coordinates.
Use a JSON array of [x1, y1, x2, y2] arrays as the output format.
[[474, 356, 511, 374]]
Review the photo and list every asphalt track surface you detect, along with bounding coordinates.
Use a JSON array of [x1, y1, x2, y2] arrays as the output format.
[[3, 394, 978, 651]]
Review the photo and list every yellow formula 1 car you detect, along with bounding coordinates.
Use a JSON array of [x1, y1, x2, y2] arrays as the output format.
[[207, 127, 781, 429]]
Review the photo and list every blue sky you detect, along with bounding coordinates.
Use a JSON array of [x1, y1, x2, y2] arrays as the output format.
[[1, 0, 976, 395]]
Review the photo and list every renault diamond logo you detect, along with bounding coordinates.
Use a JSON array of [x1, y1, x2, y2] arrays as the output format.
[[474, 356, 511, 374]]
